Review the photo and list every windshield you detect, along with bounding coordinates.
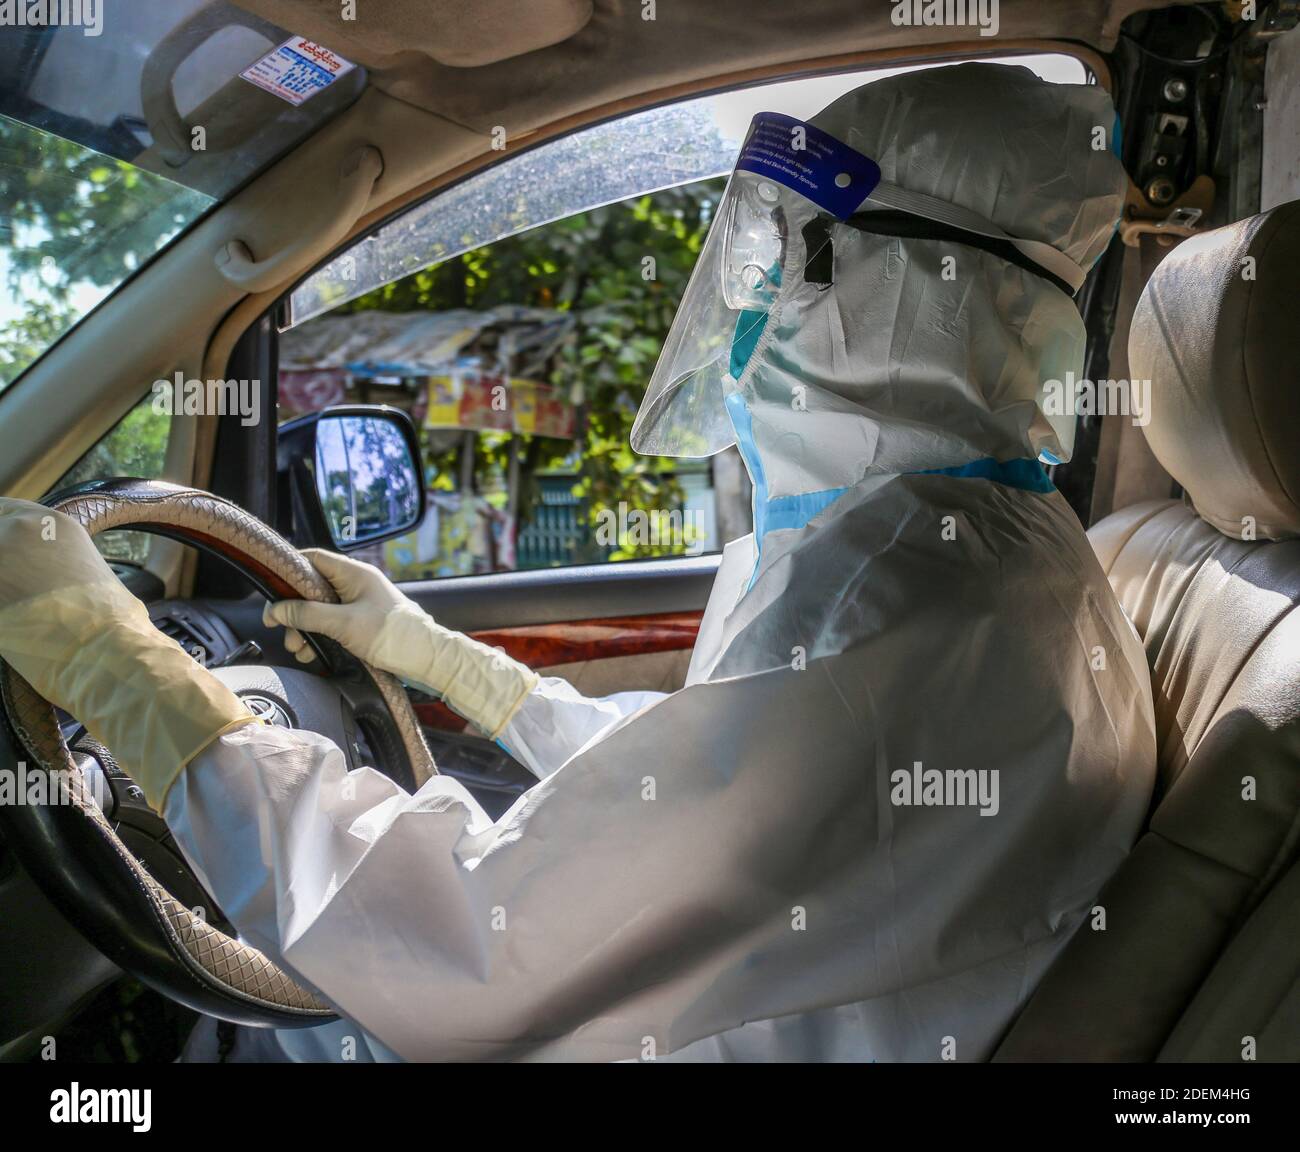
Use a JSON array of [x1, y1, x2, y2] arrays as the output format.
[[0, 116, 214, 388], [0, 0, 365, 390]]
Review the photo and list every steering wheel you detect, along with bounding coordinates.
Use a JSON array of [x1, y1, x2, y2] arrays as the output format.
[[0, 481, 438, 1028]]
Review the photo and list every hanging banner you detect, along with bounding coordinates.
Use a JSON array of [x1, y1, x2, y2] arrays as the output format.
[[459, 373, 514, 431], [534, 387, 577, 439], [278, 369, 348, 417], [424, 375, 462, 428], [423, 372, 576, 439], [512, 380, 538, 435]]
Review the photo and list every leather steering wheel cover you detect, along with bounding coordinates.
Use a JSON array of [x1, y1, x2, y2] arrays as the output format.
[[0, 480, 437, 1026]]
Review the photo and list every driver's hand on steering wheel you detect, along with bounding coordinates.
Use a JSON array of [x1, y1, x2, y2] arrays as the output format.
[[0, 497, 257, 809], [263, 549, 538, 741], [263, 548, 413, 668]]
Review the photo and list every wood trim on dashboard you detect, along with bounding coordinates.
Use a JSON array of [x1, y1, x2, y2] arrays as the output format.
[[472, 611, 701, 666], [412, 610, 702, 732]]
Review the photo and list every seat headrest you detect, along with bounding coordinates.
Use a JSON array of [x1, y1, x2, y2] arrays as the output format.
[[1130, 201, 1300, 541]]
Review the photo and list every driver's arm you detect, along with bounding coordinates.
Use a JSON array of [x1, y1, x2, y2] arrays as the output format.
[[0, 500, 259, 812], [163, 662, 888, 1062], [497, 678, 667, 777], [263, 548, 666, 780]]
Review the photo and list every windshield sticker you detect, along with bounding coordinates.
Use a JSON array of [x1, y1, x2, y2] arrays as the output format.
[[240, 36, 355, 106]]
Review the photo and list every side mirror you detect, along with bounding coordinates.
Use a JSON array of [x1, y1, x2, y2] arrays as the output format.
[[277, 406, 425, 552]]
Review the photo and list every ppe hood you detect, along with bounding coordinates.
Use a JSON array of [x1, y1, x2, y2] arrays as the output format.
[[630, 63, 1126, 480]]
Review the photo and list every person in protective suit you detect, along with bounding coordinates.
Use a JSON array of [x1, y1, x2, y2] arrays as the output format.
[[0, 63, 1155, 1062]]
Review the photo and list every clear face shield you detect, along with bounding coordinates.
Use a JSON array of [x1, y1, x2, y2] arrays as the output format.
[[721, 173, 787, 312], [629, 113, 882, 458], [629, 111, 1092, 462]]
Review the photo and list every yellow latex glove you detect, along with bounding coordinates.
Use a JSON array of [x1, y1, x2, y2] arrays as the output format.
[[0, 499, 258, 809], [264, 548, 537, 740]]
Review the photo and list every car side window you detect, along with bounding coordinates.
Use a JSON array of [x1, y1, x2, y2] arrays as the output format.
[[278, 179, 747, 580], [279, 54, 1085, 581]]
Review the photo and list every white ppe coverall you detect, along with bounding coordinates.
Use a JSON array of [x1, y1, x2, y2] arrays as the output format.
[[0, 62, 1156, 1062], [172, 64, 1156, 1061]]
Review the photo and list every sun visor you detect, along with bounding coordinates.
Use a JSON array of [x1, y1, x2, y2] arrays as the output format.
[[232, 0, 594, 68]]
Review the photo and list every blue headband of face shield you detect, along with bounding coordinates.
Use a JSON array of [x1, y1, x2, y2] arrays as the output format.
[[724, 111, 1089, 310]]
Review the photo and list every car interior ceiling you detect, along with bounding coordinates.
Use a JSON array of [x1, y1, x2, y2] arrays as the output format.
[[0, 0, 1296, 1068]]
